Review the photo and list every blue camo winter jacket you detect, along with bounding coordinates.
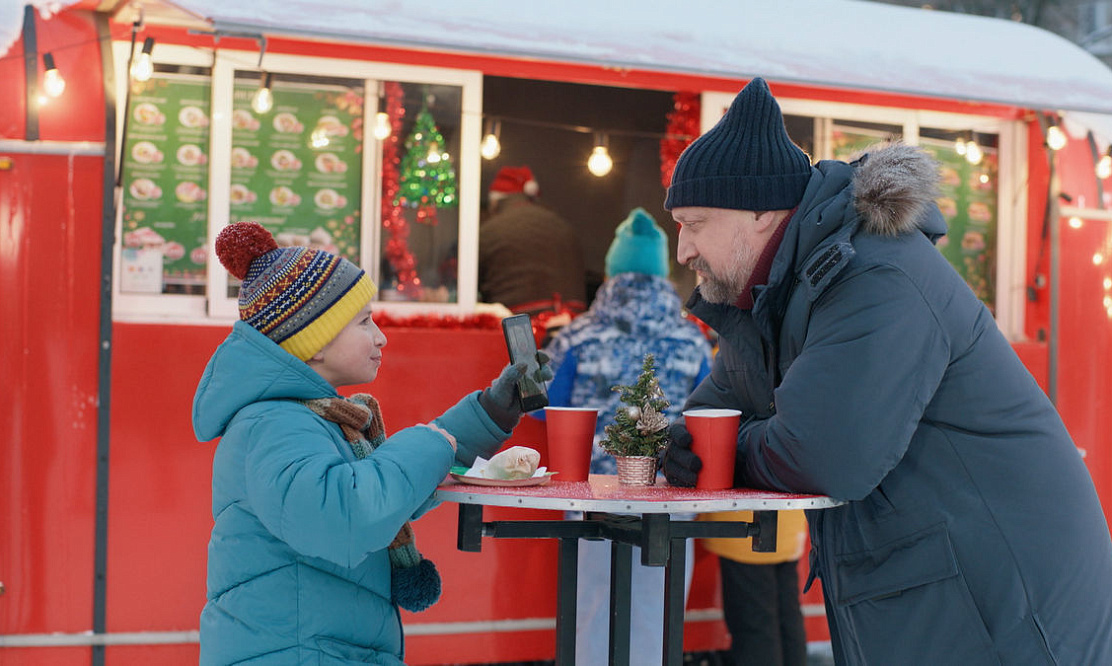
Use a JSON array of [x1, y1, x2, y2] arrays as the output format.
[[192, 321, 509, 665], [543, 272, 712, 474]]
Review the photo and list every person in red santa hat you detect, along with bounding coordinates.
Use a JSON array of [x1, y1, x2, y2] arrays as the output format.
[[478, 165, 586, 317]]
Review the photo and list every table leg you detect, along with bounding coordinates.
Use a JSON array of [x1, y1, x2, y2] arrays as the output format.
[[661, 537, 686, 666], [456, 504, 483, 552], [608, 540, 632, 666], [752, 510, 779, 553], [555, 537, 579, 666]]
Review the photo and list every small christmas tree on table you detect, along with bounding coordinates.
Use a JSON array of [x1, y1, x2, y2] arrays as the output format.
[[602, 354, 671, 484]]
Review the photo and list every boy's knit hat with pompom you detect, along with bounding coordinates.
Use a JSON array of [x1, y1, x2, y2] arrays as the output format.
[[215, 221, 376, 361]]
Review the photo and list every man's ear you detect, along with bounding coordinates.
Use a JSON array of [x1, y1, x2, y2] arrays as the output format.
[[753, 209, 788, 234]]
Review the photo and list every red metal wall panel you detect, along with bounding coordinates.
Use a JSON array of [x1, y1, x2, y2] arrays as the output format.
[[0, 152, 104, 638]]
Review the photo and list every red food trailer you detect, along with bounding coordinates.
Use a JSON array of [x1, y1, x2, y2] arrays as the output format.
[[5, 1, 1112, 664]]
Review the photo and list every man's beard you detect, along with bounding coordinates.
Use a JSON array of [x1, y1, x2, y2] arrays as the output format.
[[689, 240, 760, 304]]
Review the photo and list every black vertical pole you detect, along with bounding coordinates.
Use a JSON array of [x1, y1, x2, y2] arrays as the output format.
[[94, 10, 117, 666], [22, 4, 38, 141]]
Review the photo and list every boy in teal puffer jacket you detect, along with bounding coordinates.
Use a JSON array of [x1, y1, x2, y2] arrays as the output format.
[[193, 221, 547, 665]]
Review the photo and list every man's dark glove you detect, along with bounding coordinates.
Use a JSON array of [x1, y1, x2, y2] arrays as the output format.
[[662, 420, 702, 487], [479, 351, 553, 432]]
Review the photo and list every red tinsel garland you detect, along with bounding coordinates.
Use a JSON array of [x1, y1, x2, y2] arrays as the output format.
[[373, 311, 503, 329], [660, 92, 700, 189], [380, 82, 422, 297]]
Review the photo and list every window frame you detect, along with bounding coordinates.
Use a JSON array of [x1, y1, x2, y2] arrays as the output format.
[[110, 42, 483, 323]]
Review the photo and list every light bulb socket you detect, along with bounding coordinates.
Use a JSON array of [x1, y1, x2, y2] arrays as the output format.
[[42, 52, 56, 71], [140, 36, 154, 56], [261, 72, 273, 90]]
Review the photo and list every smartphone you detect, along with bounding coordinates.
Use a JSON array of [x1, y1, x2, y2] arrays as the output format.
[[501, 314, 549, 411]]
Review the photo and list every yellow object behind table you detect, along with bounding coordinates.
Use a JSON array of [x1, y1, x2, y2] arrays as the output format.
[[699, 510, 808, 564]]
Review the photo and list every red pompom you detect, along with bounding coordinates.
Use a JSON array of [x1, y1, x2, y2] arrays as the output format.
[[215, 221, 278, 279]]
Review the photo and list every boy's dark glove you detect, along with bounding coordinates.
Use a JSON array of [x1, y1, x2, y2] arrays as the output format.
[[662, 421, 701, 487], [479, 351, 553, 432]]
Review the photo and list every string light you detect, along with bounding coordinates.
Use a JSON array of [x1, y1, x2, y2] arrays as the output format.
[[130, 37, 155, 82], [251, 72, 273, 114], [965, 138, 984, 165], [41, 52, 65, 98], [1046, 122, 1068, 151], [373, 111, 391, 140], [480, 119, 501, 160], [1068, 216, 1084, 229], [587, 133, 613, 177], [1098, 149, 1112, 180]]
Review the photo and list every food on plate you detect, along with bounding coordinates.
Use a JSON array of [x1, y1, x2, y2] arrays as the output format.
[[178, 105, 209, 129], [273, 112, 304, 134], [314, 115, 348, 138], [131, 141, 163, 164], [231, 146, 258, 168], [270, 149, 301, 171], [313, 188, 346, 209], [269, 186, 301, 207], [175, 181, 207, 203], [484, 446, 541, 480], [230, 184, 257, 205], [133, 103, 165, 126], [232, 109, 260, 131], [129, 178, 162, 200], [176, 144, 206, 166], [314, 152, 348, 173]]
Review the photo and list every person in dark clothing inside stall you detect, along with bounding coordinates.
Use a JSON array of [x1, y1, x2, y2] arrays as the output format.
[[478, 165, 587, 317]]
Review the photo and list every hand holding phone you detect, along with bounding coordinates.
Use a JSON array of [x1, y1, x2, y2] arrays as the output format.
[[501, 314, 549, 411]]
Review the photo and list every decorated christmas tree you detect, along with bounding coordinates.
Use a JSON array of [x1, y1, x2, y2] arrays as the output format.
[[395, 103, 459, 226], [601, 354, 671, 458]]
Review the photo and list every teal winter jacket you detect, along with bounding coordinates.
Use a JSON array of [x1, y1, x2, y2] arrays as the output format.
[[192, 321, 508, 665]]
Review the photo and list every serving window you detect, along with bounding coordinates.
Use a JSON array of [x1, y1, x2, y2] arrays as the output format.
[[111, 43, 481, 322], [708, 93, 1027, 340]]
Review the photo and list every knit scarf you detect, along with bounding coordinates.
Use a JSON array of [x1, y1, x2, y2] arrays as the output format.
[[300, 393, 441, 612]]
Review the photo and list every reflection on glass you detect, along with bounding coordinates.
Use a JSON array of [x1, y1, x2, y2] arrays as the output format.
[[377, 81, 462, 304], [120, 66, 212, 295], [227, 71, 365, 299], [920, 129, 998, 313]]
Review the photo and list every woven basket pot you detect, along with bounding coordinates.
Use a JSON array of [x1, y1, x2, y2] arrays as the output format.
[[615, 455, 657, 486]]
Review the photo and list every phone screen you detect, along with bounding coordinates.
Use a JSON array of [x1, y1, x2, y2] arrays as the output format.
[[501, 314, 549, 411]]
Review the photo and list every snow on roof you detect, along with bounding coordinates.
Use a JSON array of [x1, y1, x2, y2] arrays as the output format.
[[157, 0, 1112, 115]]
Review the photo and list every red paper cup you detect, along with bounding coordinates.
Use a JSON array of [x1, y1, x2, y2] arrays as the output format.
[[545, 407, 598, 482], [682, 408, 742, 489]]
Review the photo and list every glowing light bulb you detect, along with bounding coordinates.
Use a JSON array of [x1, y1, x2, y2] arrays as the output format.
[[954, 137, 967, 156], [130, 37, 155, 82], [1046, 125, 1067, 151], [587, 145, 613, 177], [373, 112, 391, 140], [1098, 155, 1112, 180], [480, 132, 501, 160], [42, 53, 64, 97], [1104, 277, 1112, 290], [1068, 216, 1083, 229], [310, 128, 329, 148], [1094, 252, 1105, 266], [251, 73, 273, 114], [965, 141, 983, 165], [979, 174, 990, 184]]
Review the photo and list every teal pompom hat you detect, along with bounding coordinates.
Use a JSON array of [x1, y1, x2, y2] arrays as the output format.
[[665, 77, 812, 212], [605, 207, 670, 278]]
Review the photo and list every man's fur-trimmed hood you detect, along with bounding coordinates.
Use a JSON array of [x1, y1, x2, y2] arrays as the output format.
[[852, 142, 941, 236]]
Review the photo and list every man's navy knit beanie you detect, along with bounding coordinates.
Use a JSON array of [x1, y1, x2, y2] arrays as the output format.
[[665, 77, 812, 212]]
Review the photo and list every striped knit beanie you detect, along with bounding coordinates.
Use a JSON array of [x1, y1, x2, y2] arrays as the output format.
[[215, 221, 376, 361], [665, 77, 812, 212]]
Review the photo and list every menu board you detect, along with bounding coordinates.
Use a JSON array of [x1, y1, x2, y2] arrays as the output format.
[[920, 140, 997, 313], [120, 73, 211, 294], [229, 79, 363, 264], [831, 127, 997, 313]]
